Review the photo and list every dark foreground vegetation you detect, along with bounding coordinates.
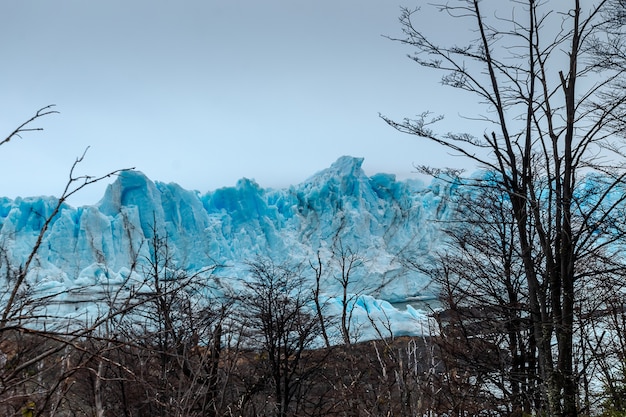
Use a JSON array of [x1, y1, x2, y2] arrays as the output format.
[[0, 330, 433, 417], [4, 289, 626, 417], [0, 328, 553, 417]]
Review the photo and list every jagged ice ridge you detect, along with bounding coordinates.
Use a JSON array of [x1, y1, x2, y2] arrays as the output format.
[[0, 156, 455, 340]]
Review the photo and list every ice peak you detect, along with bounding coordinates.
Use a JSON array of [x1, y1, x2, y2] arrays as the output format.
[[329, 155, 365, 176], [97, 170, 158, 216], [301, 156, 366, 194]]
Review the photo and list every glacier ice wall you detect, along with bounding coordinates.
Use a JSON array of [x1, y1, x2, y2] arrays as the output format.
[[0, 156, 456, 335]]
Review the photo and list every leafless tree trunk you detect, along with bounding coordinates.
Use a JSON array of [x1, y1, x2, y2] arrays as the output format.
[[310, 251, 331, 348], [331, 240, 363, 346]]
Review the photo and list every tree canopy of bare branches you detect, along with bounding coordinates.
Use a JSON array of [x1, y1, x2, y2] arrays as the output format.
[[383, 1, 626, 416]]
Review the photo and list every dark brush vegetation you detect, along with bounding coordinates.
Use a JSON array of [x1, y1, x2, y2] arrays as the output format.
[[0, 328, 502, 417]]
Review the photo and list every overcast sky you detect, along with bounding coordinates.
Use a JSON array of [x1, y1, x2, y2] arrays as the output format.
[[1, 1, 479, 206]]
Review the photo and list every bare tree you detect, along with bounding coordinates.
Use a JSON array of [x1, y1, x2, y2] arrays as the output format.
[[383, 1, 626, 415], [0, 147, 130, 328], [236, 258, 325, 417], [0, 106, 133, 415], [410, 181, 538, 415], [331, 240, 364, 346], [88, 219, 226, 417]]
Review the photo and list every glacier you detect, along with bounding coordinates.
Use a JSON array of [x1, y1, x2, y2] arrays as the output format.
[[0, 156, 454, 340]]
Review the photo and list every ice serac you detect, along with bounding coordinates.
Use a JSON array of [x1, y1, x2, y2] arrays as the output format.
[[0, 156, 456, 337]]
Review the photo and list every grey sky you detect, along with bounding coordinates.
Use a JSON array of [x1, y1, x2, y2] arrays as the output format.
[[1, 1, 478, 206]]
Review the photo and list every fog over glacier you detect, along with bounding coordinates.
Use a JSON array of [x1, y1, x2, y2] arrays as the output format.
[[0, 156, 455, 340]]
